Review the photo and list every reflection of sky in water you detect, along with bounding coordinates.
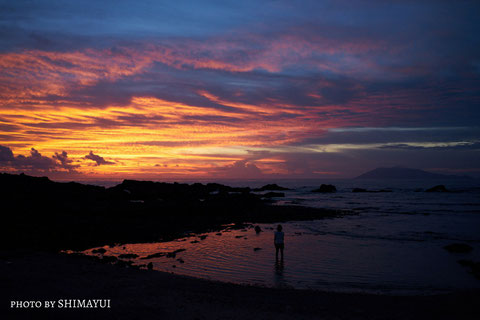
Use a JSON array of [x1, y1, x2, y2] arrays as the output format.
[[84, 180, 480, 294], [86, 220, 480, 295]]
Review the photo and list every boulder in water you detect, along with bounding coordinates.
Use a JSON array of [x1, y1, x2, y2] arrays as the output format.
[[313, 184, 337, 193], [426, 185, 449, 192]]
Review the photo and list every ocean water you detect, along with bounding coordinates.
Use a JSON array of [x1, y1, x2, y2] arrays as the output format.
[[85, 179, 480, 294]]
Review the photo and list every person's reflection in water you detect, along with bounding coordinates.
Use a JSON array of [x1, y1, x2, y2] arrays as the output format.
[[274, 258, 285, 287], [275, 259, 284, 275]]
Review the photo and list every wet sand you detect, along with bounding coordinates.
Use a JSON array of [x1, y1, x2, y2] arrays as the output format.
[[2, 250, 479, 320]]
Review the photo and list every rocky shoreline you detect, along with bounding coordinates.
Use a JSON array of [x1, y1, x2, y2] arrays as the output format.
[[0, 173, 346, 251]]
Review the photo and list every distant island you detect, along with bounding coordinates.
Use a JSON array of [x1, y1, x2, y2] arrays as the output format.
[[355, 167, 471, 180]]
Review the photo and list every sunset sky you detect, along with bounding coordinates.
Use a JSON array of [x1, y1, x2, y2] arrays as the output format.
[[1, 0, 479, 181]]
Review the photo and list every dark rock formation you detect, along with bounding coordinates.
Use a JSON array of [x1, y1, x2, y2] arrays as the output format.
[[253, 247, 262, 251], [254, 226, 262, 233], [313, 184, 337, 193], [0, 172, 343, 252], [92, 248, 107, 254]]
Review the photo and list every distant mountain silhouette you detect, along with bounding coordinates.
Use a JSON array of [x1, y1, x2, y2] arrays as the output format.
[[355, 167, 471, 180]]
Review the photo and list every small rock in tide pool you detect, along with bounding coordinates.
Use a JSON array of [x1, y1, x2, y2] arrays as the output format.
[[147, 262, 153, 270], [295, 232, 302, 235], [444, 243, 473, 253], [216, 233, 222, 236], [141, 252, 165, 259], [191, 240, 199, 243], [166, 249, 186, 258], [118, 253, 139, 259], [172, 265, 176, 268], [235, 235, 244, 238], [199, 235, 208, 240], [92, 248, 106, 254], [177, 258, 184, 263], [253, 248, 262, 251], [254, 226, 262, 233]]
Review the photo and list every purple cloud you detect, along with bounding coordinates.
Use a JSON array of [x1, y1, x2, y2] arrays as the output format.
[[84, 151, 115, 166]]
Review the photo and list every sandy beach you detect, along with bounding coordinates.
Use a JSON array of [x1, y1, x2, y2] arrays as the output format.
[[2, 250, 479, 320]]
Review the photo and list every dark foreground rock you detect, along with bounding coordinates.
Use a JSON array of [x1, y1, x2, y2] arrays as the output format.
[[1, 251, 479, 320], [312, 184, 337, 193]]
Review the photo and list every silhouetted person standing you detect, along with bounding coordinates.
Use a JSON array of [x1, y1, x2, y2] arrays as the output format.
[[274, 224, 284, 260]]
